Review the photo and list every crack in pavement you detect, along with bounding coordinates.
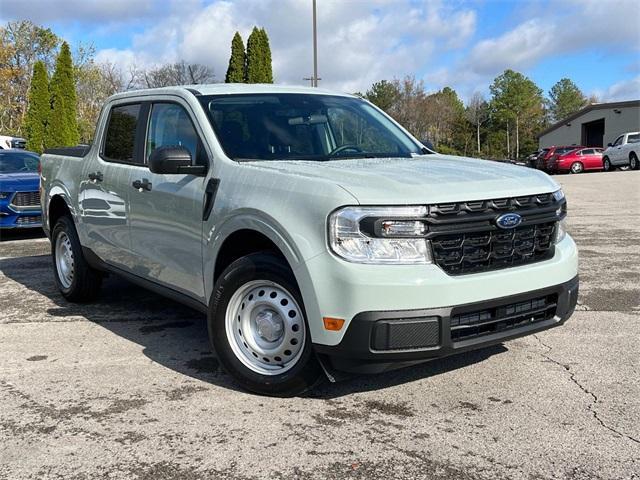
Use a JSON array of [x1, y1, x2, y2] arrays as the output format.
[[533, 334, 640, 445]]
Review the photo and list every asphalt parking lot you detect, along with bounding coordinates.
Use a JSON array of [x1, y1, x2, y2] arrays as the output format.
[[1, 170, 638, 480]]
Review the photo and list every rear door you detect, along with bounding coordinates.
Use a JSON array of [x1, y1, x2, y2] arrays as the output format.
[[127, 99, 209, 300], [581, 149, 599, 169], [79, 102, 146, 269]]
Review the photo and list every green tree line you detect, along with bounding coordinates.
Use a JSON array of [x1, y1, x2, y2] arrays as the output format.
[[361, 72, 592, 160], [2, 20, 274, 150]]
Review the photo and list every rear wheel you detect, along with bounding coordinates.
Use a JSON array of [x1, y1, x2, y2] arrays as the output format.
[[603, 157, 612, 172], [570, 162, 584, 174], [51, 216, 102, 302], [630, 153, 639, 170], [209, 253, 322, 396]]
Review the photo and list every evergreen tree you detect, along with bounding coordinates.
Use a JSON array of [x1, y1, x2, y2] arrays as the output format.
[[45, 41, 79, 148], [548, 78, 587, 122], [490, 69, 544, 159], [225, 32, 246, 83], [364, 80, 400, 112], [24, 61, 49, 154], [246, 27, 274, 83], [246, 27, 262, 83], [259, 28, 273, 83]]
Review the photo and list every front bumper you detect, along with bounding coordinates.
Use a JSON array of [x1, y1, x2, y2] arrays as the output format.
[[315, 275, 579, 373], [0, 193, 42, 229]]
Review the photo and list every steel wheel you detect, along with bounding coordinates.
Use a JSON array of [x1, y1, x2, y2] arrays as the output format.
[[570, 162, 583, 174], [630, 154, 639, 170], [225, 279, 306, 376], [603, 157, 611, 171], [55, 231, 75, 289]]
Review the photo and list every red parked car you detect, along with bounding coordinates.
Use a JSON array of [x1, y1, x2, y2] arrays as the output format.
[[547, 147, 604, 174], [535, 145, 584, 171]]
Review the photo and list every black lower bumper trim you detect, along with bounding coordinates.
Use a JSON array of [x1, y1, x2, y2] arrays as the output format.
[[314, 275, 579, 374]]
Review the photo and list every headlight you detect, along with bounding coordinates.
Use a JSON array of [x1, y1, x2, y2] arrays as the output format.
[[555, 219, 567, 244], [329, 206, 433, 264]]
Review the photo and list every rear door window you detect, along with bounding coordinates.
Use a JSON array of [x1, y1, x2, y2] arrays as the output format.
[[103, 104, 141, 163], [627, 133, 640, 143]]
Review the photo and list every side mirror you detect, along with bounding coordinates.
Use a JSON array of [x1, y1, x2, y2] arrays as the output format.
[[607, 143, 612, 147], [148, 146, 206, 175]]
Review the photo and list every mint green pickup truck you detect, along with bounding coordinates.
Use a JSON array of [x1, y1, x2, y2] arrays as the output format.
[[40, 84, 578, 396]]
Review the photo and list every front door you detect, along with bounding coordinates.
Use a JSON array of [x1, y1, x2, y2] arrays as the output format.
[[127, 101, 208, 300], [79, 103, 144, 269], [609, 135, 625, 165]]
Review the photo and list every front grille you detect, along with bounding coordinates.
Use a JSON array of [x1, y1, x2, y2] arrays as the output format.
[[16, 215, 42, 226], [432, 222, 556, 275], [11, 191, 40, 208], [451, 294, 557, 341], [426, 193, 563, 275]]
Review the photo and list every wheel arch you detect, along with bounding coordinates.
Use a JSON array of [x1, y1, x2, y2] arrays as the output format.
[[48, 193, 74, 232], [213, 229, 290, 284]]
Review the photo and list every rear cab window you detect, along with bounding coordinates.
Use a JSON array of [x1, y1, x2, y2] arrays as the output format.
[[102, 103, 142, 164]]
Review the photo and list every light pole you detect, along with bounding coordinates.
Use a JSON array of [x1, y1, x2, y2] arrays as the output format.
[[303, 0, 321, 87]]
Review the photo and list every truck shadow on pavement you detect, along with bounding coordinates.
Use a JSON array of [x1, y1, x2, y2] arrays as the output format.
[[0, 253, 506, 398]]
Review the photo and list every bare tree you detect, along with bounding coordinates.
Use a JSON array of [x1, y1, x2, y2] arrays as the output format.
[[466, 92, 488, 154], [143, 60, 215, 88]]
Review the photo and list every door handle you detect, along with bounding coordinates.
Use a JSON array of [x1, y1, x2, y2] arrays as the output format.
[[132, 178, 152, 191], [88, 171, 103, 182]]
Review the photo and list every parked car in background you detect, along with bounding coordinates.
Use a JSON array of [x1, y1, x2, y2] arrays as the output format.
[[535, 146, 583, 172], [0, 150, 42, 229], [602, 132, 640, 171], [0, 136, 27, 149], [547, 148, 604, 174], [526, 150, 544, 168]]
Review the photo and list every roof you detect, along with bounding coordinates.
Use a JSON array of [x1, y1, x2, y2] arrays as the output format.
[[538, 99, 640, 138], [108, 83, 356, 102]]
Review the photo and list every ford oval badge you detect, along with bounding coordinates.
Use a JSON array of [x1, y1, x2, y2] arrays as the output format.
[[496, 213, 522, 229]]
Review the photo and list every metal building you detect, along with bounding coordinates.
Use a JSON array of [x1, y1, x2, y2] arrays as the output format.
[[538, 100, 640, 148]]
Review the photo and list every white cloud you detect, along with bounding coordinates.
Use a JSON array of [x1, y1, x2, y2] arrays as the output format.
[[595, 76, 640, 102], [93, 0, 477, 92], [0, 0, 157, 23]]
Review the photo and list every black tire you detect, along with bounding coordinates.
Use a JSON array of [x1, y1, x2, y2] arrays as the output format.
[[630, 153, 639, 170], [208, 253, 322, 396], [570, 162, 583, 174], [603, 157, 612, 172], [51, 215, 102, 302]]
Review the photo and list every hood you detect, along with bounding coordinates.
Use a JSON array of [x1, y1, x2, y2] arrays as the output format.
[[244, 155, 559, 204], [0, 172, 40, 192]]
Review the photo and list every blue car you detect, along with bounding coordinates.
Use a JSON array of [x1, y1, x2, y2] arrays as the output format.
[[0, 149, 42, 229]]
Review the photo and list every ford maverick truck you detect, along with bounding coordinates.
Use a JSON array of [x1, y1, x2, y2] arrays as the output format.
[[40, 84, 579, 396]]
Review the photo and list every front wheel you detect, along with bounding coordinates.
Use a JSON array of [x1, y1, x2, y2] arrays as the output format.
[[630, 153, 639, 170], [208, 253, 322, 396], [603, 157, 612, 172]]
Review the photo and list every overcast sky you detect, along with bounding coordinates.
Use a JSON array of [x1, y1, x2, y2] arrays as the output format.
[[2, 0, 639, 101]]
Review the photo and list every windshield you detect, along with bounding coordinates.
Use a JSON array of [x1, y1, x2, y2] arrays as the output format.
[[0, 152, 39, 173], [199, 94, 422, 161]]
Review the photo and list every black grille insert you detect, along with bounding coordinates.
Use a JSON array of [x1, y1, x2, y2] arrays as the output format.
[[451, 294, 557, 341], [425, 193, 563, 275], [432, 222, 556, 275], [11, 191, 41, 208]]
